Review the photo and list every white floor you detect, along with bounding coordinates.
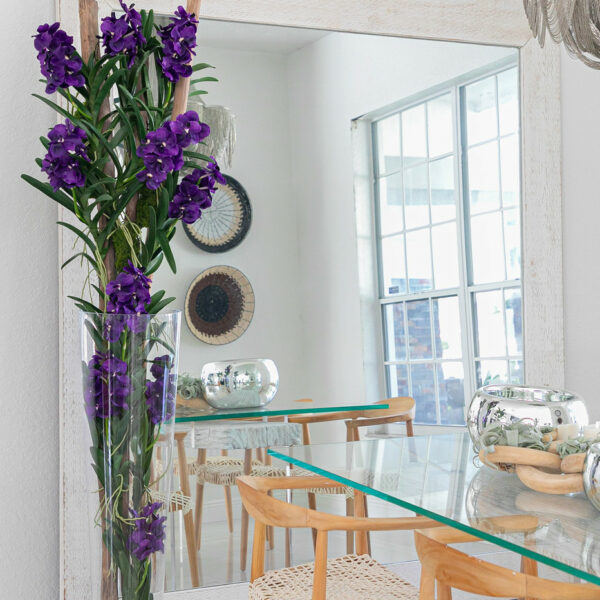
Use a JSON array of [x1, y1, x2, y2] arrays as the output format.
[[164, 486, 576, 598]]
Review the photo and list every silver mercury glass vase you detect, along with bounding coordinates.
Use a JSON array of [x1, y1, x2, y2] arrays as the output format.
[[200, 358, 279, 409], [467, 384, 588, 450]]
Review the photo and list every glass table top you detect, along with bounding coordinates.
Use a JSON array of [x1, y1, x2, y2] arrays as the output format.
[[269, 432, 600, 585], [175, 398, 387, 422]]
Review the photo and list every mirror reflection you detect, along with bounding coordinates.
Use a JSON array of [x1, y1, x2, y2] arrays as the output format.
[[150, 18, 520, 591]]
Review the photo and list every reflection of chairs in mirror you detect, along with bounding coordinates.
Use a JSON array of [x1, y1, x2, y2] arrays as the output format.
[[288, 397, 415, 553], [239, 474, 437, 600], [182, 419, 302, 571], [154, 431, 200, 587], [415, 526, 600, 600]]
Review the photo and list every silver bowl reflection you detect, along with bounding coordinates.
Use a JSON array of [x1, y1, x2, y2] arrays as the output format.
[[584, 443, 600, 511], [200, 358, 279, 409], [467, 384, 588, 450]]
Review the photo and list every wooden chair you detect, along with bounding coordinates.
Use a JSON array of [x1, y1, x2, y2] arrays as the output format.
[[238, 475, 440, 600], [289, 397, 415, 552], [414, 526, 600, 599]]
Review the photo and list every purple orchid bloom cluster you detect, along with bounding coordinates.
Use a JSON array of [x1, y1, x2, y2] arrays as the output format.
[[128, 502, 167, 561], [41, 119, 90, 191], [103, 260, 152, 340], [145, 355, 176, 425], [84, 352, 131, 419], [34, 23, 85, 94], [106, 260, 151, 314], [136, 110, 210, 190], [167, 162, 225, 224], [100, 0, 146, 68], [157, 5, 198, 82]]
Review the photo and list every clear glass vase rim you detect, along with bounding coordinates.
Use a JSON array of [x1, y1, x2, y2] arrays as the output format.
[[80, 309, 181, 317]]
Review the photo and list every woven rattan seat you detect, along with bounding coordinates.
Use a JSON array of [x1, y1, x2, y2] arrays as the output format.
[[249, 554, 418, 599], [194, 456, 288, 486], [149, 489, 193, 514]]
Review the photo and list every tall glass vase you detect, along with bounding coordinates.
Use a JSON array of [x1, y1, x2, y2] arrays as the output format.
[[80, 311, 181, 600]]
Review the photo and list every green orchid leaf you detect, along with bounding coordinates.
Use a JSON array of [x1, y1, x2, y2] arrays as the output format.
[[157, 230, 176, 273], [21, 175, 76, 214]]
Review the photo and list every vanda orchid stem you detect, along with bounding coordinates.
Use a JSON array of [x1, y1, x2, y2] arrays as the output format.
[[25, 2, 216, 598]]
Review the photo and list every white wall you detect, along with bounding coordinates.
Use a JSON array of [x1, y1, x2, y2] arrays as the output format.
[[561, 48, 600, 420], [0, 0, 59, 597], [153, 45, 306, 401], [287, 33, 515, 411]]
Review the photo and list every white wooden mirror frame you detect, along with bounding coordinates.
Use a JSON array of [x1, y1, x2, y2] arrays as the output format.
[[57, 1, 562, 598]]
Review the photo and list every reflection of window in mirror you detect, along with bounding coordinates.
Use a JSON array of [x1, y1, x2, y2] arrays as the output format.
[[365, 61, 521, 426]]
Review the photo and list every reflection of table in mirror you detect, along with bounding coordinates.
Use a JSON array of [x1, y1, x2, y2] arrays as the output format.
[[174, 398, 388, 422], [269, 432, 600, 585]]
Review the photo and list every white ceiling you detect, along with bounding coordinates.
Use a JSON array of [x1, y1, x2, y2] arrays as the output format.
[[197, 19, 330, 54]]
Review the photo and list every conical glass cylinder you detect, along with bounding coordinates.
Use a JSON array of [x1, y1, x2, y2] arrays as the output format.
[[80, 310, 181, 600]]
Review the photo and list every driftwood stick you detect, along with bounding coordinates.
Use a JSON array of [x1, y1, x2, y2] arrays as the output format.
[[171, 0, 202, 119], [79, 0, 116, 298], [78, 3, 118, 600]]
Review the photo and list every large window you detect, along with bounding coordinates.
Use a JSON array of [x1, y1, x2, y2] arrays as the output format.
[[373, 64, 522, 425]]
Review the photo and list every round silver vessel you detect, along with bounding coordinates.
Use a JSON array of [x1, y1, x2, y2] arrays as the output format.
[[584, 443, 600, 511], [467, 384, 588, 450], [200, 358, 279, 409]]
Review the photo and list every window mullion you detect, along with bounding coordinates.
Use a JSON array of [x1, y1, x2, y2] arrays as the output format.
[[455, 85, 477, 404]]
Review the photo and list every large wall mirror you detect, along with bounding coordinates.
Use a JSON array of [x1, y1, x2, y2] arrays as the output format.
[[58, 1, 561, 598]]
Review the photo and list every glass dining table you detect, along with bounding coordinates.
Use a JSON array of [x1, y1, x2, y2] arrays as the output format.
[[268, 432, 600, 585], [174, 397, 387, 422]]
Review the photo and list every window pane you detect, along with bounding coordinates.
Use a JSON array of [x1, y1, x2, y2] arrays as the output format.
[[504, 208, 521, 280], [381, 235, 406, 295], [427, 94, 453, 157], [505, 288, 523, 355], [404, 164, 429, 229], [432, 222, 459, 289], [438, 362, 465, 425], [468, 141, 500, 214], [430, 156, 456, 223], [402, 104, 427, 165], [378, 172, 404, 235], [376, 114, 401, 175], [406, 229, 433, 293], [387, 364, 409, 397], [500, 134, 520, 208], [411, 362, 436, 423], [470, 212, 505, 284], [498, 67, 519, 136], [466, 75, 498, 145], [384, 303, 406, 361], [474, 290, 506, 357], [433, 296, 462, 359], [510, 360, 524, 384], [407, 299, 433, 359], [476, 359, 508, 387]]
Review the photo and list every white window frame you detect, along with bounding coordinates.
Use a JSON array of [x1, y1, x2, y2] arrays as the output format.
[[370, 59, 522, 425]]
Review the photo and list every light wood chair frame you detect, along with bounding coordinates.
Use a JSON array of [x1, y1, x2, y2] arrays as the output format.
[[288, 397, 415, 552], [415, 526, 600, 600], [238, 475, 440, 600]]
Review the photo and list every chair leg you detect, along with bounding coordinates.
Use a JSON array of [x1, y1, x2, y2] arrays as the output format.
[[224, 486, 234, 533], [308, 492, 318, 548], [521, 556, 538, 600], [419, 569, 435, 600], [354, 490, 368, 555], [406, 419, 414, 437], [176, 437, 200, 588], [345, 497, 354, 554], [240, 449, 253, 571], [313, 530, 328, 600], [266, 490, 275, 549], [438, 581, 452, 600], [194, 448, 207, 550]]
